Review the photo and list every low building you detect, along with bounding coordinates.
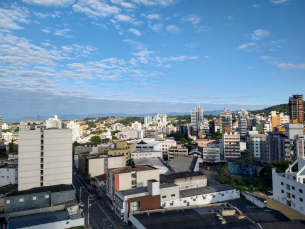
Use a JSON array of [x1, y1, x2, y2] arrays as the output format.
[[92, 174, 107, 197], [7, 204, 84, 229], [105, 141, 136, 162], [168, 156, 199, 172], [0, 165, 18, 187], [195, 139, 215, 147], [4, 184, 75, 213], [131, 151, 162, 160], [117, 130, 143, 140], [168, 146, 188, 160], [136, 140, 160, 152], [134, 158, 169, 174], [160, 171, 207, 190], [78, 153, 125, 177], [107, 166, 159, 200]]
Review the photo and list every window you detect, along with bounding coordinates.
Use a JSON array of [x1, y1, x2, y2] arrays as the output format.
[[300, 198, 303, 202], [281, 182, 284, 185], [33, 196, 36, 200], [286, 192, 291, 198], [45, 195, 49, 199], [170, 202, 174, 206], [213, 195, 215, 198], [183, 200, 187, 203], [301, 206, 304, 211], [162, 196, 166, 198], [292, 194, 295, 199], [171, 194, 175, 197], [193, 199, 196, 201], [300, 189, 303, 193], [19, 198, 24, 203], [6, 200, 10, 204], [281, 190, 284, 194], [292, 186, 295, 190], [286, 184, 290, 190]]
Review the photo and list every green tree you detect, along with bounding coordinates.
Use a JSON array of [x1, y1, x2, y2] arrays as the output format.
[[112, 136, 118, 140], [90, 136, 101, 143], [72, 141, 81, 154], [127, 158, 135, 168], [101, 138, 110, 143]]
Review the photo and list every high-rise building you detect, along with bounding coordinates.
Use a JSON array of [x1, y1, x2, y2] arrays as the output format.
[[45, 115, 62, 129], [289, 94, 304, 123], [220, 108, 232, 132], [0, 116, 2, 141], [191, 105, 204, 136], [237, 109, 248, 136], [18, 120, 72, 191], [144, 115, 152, 125], [67, 121, 80, 142], [246, 131, 267, 161], [223, 130, 240, 161]]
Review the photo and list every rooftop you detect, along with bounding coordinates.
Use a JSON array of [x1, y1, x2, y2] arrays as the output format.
[[119, 187, 148, 196], [6, 184, 74, 197], [168, 156, 198, 173], [9, 210, 69, 229], [180, 184, 235, 198], [160, 171, 205, 184], [0, 184, 18, 195], [95, 174, 107, 181], [134, 158, 168, 170], [109, 165, 156, 174], [160, 183, 178, 189]]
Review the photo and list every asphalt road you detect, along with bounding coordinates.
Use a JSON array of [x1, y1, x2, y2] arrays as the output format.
[[73, 172, 114, 229]]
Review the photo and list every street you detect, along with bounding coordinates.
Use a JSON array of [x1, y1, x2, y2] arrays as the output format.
[[73, 171, 115, 229]]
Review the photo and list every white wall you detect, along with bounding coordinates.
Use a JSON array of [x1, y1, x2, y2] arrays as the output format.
[[21, 220, 71, 229], [131, 151, 162, 159], [0, 167, 18, 187]]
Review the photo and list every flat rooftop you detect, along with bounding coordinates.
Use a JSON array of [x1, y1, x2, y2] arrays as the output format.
[[180, 184, 235, 198], [9, 210, 68, 229], [119, 187, 148, 196], [109, 165, 156, 174], [0, 184, 18, 195], [160, 171, 205, 184], [7, 184, 75, 197]]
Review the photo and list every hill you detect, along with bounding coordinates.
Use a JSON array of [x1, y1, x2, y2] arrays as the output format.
[[250, 101, 305, 115]]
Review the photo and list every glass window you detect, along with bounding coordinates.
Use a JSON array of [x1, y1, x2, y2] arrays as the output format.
[[19, 198, 24, 203], [6, 200, 10, 204]]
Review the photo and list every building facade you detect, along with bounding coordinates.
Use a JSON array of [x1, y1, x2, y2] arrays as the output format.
[[220, 108, 232, 132], [18, 120, 72, 191], [289, 94, 304, 123], [105, 141, 136, 162], [45, 115, 62, 129], [0, 165, 18, 187], [67, 121, 80, 142], [191, 105, 204, 136], [223, 130, 240, 161], [168, 146, 188, 160], [246, 131, 267, 161]]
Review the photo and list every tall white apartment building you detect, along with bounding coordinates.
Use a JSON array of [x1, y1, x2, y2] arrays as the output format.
[[18, 120, 72, 191], [223, 130, 240, 161], [246, 131, 267, 161], [45, 115, 62, 129], [191, 105, 204, 136], [132, 121, 142, 130], [154, 114, 167, 124], [144, 116, 152, 125], [1, 123, 8, 130], [67, 121, 80, 142]]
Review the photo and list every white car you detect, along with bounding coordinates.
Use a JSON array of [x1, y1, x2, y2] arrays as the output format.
[[79, 202, 84, 208]]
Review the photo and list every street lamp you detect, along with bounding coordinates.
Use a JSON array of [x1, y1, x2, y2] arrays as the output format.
[[88, 195, 95, 226], [80, 186, 85, 201]]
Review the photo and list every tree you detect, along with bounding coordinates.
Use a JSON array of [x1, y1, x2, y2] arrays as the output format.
[[101, 138, 110, 143], [112, 136, 118, 140], [8, 139, 18, 153], [127, 159, 135, 168], [72, 141, 81, 154], [90, 136, 101, 143]]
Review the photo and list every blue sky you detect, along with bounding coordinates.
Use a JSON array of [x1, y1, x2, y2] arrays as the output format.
[[0, 0, 304, 119]]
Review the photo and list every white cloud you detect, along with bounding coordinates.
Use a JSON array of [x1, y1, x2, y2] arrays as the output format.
[[121, 2, 135, 8], [253, 4, 260, 8], [54, 28, 73, 38], [132, 50, 154, 57], [238, 42, 256, 50], [116, 14, 133, 22], [163, 64, 171, 68], [260, 56, 271, 60], [131, 0, 178, 7], [72, 0, 121, 18], [129, 58, 137, 65], [204, 55, 209, 58], [0, 6, 30, 30], [41, 28, 51, 33], [129, 28, 142, 36], [247, 66, 254, 69], [251, 29, 270, 40], [34, 11, 61, 18], [146, 14, 160, 20], [156, 56, 198, 63], [149, 23, 163, 32], [270, 61, 305, 69], [270, 0, 290, 5], [181, 14, 201, 24], [166, 25, 181, 33], [34, 66, 56, 72], [23, 0, 75, 7], [227, 16, 234, 20]]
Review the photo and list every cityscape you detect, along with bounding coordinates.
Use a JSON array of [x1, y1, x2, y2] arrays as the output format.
[[0, 0, 305, 229]]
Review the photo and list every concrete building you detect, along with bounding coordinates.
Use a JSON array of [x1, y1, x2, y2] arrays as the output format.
[[168, 146, 188, 160], [246, 131, 267, 161], [270, 155, 305, 218], [134, 158, 169, 174], [78, 153, 125, 177], [105, 141, 136, 162], [18, 120, 72, 191], [223, 130, 240, 161], [195, 139, 215, 147], [131, 121, 142, 130], [131, 151, 162, 160], [144, 115, 152, 125], [160, 171, 207, 190], [67, 121, 80, 142], [153, 114, 167, 126], [1, 123, 8, 130], [220, 108, 232, 132], [146, 129, 158, 138], [118, 130, 143, 140], [289, 94, 304, 123], [237, 109, 248, 136], [107, 165, 159, 200], [45, 115, 62, 129], [191, 105, 204, 136], [4, 184, 75, 213], [136, 140, 160, 152], [0, 165, 18, 187]]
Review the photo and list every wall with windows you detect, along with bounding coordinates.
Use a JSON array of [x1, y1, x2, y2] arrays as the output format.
[[272, 168, 305, 216], [0, 167, 18, 187]]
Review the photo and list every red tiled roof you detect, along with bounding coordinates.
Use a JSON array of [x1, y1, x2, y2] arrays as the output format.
[[95, 174, 107, 181]]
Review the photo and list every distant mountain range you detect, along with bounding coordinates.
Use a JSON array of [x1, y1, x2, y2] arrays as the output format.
[[3, 110, 237, 123]]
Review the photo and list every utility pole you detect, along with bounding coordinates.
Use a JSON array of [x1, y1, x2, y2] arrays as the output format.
[[80, 186, 85, 201]]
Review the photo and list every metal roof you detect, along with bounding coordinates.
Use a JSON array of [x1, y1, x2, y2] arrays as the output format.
[[180, 184, 235, 198]]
